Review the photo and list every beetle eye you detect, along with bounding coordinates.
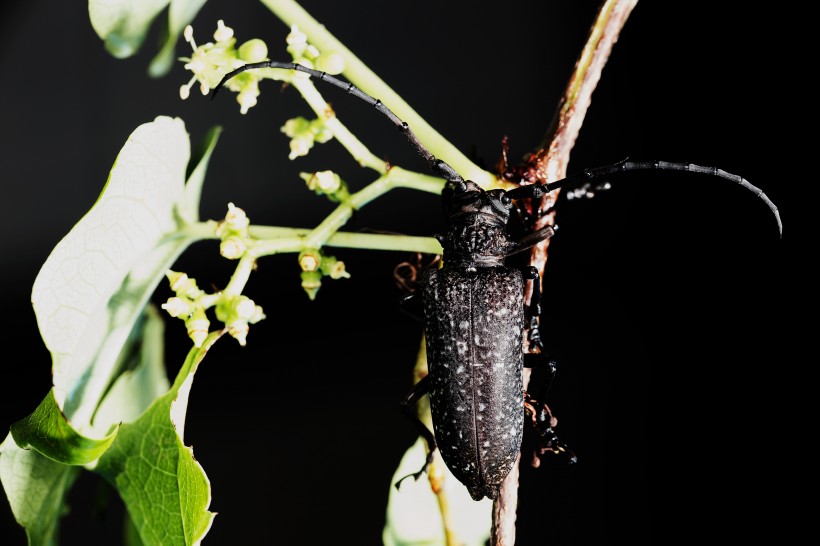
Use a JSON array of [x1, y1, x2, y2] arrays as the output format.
[[501, 193, 512, 207]]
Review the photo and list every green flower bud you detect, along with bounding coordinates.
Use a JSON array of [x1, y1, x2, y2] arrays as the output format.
[[319, 255, 351, 280], [288, 136, 313, 160], [224, 202, 250, 230], [213, 20, 234, 43], [281, 117, 311, 138], [298, 250, 322, 272], [300, 170, 349, 203], [238, 39, 268, 62], [234, 296, 258, 321], [309, 119, 333, 144], [304, 45, 321, 61], [248, 304, 266, 324], [286, 25, 307, 47], [166, 270, 202, 299], [237, 82, 260, 115], [301, 270, 322, 300], [185, 308, 210, 348], [315, 51, 345, 75], [227, 319, 250, 346], [215, 295, 265, 346], [220, 236, 247, 260], [307, 170, 341, 193], [161, 296, 193, 318]]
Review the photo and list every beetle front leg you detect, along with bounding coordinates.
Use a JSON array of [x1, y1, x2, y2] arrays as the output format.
[[395, 374, 439, 489]]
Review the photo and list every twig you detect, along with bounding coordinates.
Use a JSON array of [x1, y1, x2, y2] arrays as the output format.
[[493, 1, 639, 545], [259, 0, 497, 187]]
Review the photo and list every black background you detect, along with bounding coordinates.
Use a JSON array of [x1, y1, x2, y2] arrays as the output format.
[[0, 1, 800, 545]]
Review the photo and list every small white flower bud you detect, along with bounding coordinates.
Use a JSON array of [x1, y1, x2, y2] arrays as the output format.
[[329, 260, 351, 280], [184, 25, 195, 46], [161, 297, 192, 318], [234, 297, 257, 321], [186, 317, 210, 348], [225, 202, 249, 229], [227, 320, 249, 346], [220, 236, 247, 260], [249, 305, 266, 324], [314, 170, 340, 193], [214, 20, 234, 43], [238, 89, 258, 115], [299, 252, 320, 272], [286, 25, 307, 46]]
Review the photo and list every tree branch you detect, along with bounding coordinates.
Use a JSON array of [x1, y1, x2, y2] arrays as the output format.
[[493, 1, 639, 545]]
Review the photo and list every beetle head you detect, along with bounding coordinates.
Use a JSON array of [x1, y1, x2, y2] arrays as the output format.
[[442, 179, 514, 226]]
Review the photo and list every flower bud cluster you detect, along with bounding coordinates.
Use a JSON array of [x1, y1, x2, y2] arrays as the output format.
[[298, 249, 351, 300], [179, 21, 269, 114]]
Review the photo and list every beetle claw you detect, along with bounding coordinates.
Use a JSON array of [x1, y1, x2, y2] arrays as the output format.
[[532, 429, 578, 466], [393, 449, 435, 491], [394, 469, 425, 490]]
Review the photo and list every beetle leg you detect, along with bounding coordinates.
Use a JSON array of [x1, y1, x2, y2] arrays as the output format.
[[395, 374, 438, 489], [524, 390, 577, 466], [523, 361, 577, 466], [522, 266, 544, 351], [506, 225, 555, 257], [398, 292, 424, 322]]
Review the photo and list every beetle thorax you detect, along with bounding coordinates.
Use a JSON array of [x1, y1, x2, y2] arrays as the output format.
[[439, 181, 514, 268], [438, 214, 510, 267]]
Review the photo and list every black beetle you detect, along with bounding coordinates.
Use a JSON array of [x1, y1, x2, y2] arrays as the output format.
[[401, 178, 563, 501], [213, 61, 781, 501]]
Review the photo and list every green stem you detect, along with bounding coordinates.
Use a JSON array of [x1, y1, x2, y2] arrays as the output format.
[[304, 166, 443, 249], [250, 230, 442, 256], [289, 76, 386, 172], [223, 253, 256, 296], [179, 215, 443, 257], [259, 0, 497, 188]]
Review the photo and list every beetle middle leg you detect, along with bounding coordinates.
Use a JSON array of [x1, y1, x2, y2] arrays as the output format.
[[398, 292, 423, 322], [395, 374, 438, 489], [522, 265, 544, 351]]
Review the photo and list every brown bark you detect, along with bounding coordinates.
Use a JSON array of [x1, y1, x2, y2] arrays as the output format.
[[492, 1, 639, 545]]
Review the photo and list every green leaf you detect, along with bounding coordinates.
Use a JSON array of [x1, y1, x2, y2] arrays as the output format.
[[91, 304, 171, 436], [179, 125, 222, 224], [31, 116, 196, 429], [148, 0, 209, 77], [383, 439, 492, 546], [0, 435, 80, 546], [9, 390, 118, 466], [89, 0, 171, 58], [125, 509, 147, 546], [95, 332, 222, 546]]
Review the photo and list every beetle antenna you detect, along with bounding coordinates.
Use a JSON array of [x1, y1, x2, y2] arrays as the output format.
[[211, 61, 464, 184], [507, 159, 782, 237]]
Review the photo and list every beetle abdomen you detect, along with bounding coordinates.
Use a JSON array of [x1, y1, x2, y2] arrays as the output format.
[[422, 266, 525, 500]]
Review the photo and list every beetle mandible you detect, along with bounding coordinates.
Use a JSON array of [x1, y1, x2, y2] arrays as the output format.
[[212, 61, 782, 501]]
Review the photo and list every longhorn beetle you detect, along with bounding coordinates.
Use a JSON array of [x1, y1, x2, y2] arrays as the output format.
[[212, 61, 781, 501]]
